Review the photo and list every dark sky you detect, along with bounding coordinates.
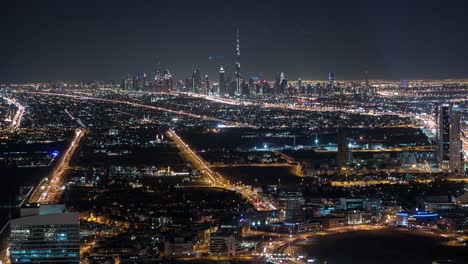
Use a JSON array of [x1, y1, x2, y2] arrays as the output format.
[[1, 0, 468, 82]]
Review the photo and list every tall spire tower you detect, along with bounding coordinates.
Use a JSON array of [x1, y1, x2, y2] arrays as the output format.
[[235, 28, 242, 95]]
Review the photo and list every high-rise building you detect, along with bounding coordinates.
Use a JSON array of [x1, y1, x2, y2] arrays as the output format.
[[143, 73, 149, 90], [191, 69, 201, 93], [298, 78, 303, 94], [204, 74, 210, 95], [241, 80, 249, 97], [234, 29, 242, 96], [261, 80, 271, 95], [274, 73, 281, 94], [248, 78, 255, 96], [10, 206, 80, 263], [154, 70, 163, 91], [124, 74, 134, 90], [307, 83, 313, 95], [337, 128, 351, 172], [364, 70, 369, 93], [184, 77, 191, 92], [219, 66, 226, 95], [328, 72, 334, 93], [279, 76, 287, 94], [163, 69, 174, 91], [437, 103, 463, 172]]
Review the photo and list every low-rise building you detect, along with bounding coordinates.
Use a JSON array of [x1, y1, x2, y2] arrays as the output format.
[[164, 236, 194, 257], [209, 232, 237, 256]]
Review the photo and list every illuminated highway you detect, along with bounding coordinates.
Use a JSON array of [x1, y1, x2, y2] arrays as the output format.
[[29, 129, 85, 204], [256, 226, 467, 264], [30, 91, 254, 128], [166, 129, 276, 211], [1, 95, 25, 129], [243, 226, 386, 263], [179, 92, 417, 119]]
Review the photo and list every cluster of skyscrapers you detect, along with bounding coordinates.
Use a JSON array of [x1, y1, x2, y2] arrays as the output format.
[[121, 69, 174, 92], [119, 30, 377, 98]]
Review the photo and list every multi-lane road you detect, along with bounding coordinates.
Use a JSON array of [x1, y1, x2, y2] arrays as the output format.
[[167, 129, 276, 211], [1, 95, 25, 129], [31, 91, 254, 128], [29, 128, 85, 204]]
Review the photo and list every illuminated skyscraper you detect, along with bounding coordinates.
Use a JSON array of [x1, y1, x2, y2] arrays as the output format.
[[248, 78, 255, 96], [277, 72, 286, 94], [328, 72, 334, 93], [298, 78, 303, 94], [219, 66, 226, 95], [163, 69, 173, 91], [154, 69, 163, 91], [274, 73, 281, 94], [364, 70, 369, 93], [204, 74, 210, 95], [124, 74, 134, 90], [234, 29, 242, 96], [192, 69, 201, 93], [143, 72, 149, 90], [437, 103, 463, 172]]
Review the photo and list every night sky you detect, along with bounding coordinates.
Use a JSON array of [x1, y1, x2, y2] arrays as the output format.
[[1, 0, 468, 82]]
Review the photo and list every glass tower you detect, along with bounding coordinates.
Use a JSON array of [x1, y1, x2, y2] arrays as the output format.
[[10, 212, 80, 263]]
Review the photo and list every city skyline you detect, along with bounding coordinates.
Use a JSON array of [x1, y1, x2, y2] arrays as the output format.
[[2, 0, 468, 82], [0, 1, 467, 263]]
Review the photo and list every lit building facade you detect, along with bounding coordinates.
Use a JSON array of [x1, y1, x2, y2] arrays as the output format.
[[10, 212, 80, 263], [437, 103, 463, 172], [209, 233, 237, 256]]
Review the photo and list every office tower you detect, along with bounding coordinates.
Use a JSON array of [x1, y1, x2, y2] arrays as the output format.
[[437, 103, 463, 172], [219, 66, 226, 95], [337, 128, 350, 172], [204, 74, 210, 95], [241, 80, 249, 97], [135, 74, 141, 90], [261, 80, 270, 95], [307, 84, 313, 95], [176, 80, 184, 91], [10, 206, 79, 263], [191, 69, 201, 93], [142, 73, 149, 90], [449, 105, 464, 173], [275, 72, 286, 94], [364, 70, 369, 95], [228, 79, 236, 97], [248, 78, 255, 96], [154, 70, 163, 91], [124, 74, 134, 90], [274, 73, 281, 93], [255, 83, 261, 95], [184, 77, 190, 92], [298, 78, 303, 94], [163, 69, 173, 91], [279, 77, 287, 94], [234, 29, 242, 96], [316, 82, 322, 95], [328, 72, 334, 93]]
